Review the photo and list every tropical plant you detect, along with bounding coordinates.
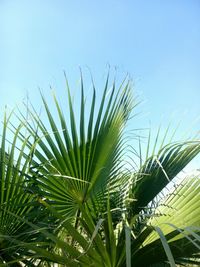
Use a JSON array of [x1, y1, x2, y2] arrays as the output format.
[[1, 73, 200, 266], [0, 113, 59, 266]]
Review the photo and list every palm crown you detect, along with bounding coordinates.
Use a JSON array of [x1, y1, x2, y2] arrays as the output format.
[[0, 73, 200, 266]]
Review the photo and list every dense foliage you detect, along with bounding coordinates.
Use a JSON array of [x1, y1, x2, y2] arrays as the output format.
[[0, 74, 199, 266]]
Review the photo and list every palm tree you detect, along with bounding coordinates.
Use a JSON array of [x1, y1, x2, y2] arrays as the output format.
[[2, 73, 200, 266]]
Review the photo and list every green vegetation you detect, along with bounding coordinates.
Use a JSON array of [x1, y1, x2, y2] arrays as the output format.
[[0, 74, 200, 266]]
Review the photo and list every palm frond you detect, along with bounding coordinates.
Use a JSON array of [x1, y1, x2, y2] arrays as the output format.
[[16, 74, 134, 218], [0, 112, 55, 265], [131, 175, 200, 266], [130, 139, 200, 215]]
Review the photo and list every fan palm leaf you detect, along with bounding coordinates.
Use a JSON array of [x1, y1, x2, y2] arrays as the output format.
[[131, 175, 200, 266], [16, 74, 134, 218], [7, 174, 200, 266], [0, 113, 56, 265], [6, 73, 200, 266]]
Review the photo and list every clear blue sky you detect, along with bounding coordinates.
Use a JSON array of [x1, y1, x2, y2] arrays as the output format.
[[0, 1, 200, 147]]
